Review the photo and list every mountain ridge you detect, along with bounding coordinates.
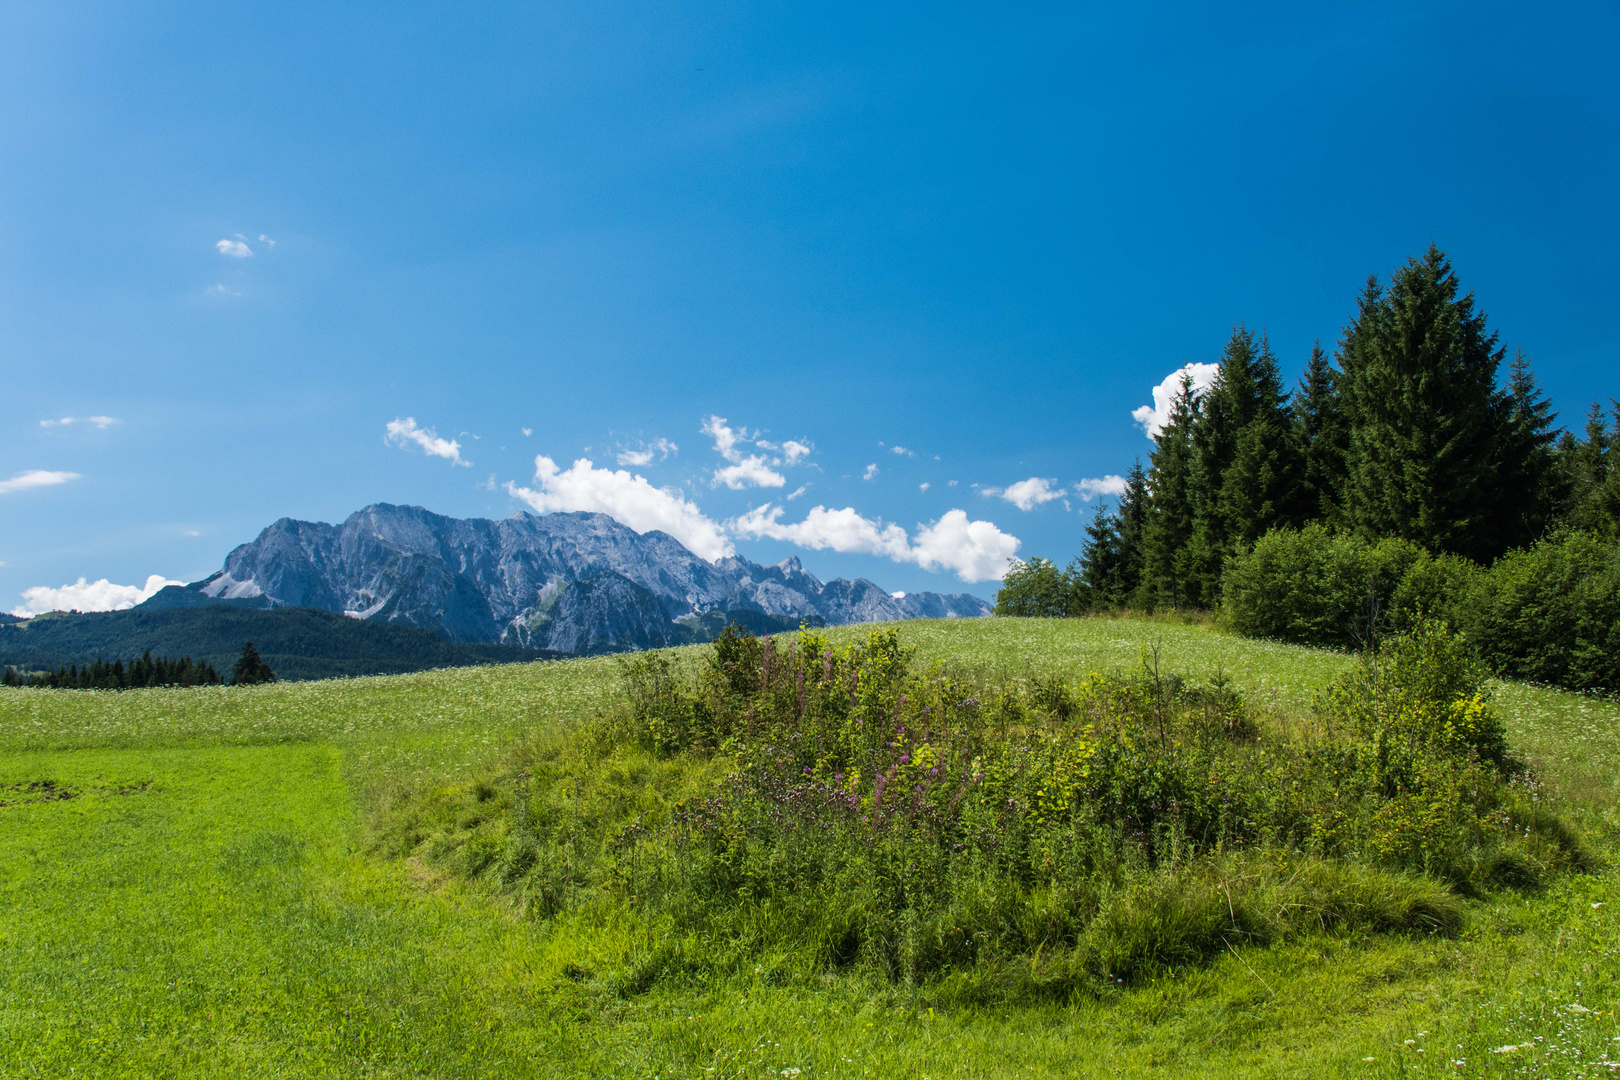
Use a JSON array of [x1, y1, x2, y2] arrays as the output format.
[[140, 503, 990, 652]]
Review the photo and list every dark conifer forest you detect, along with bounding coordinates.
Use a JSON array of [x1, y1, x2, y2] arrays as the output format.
[[997, 246, 1620, 693]]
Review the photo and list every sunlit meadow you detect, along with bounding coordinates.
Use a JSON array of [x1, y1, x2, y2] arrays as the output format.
[[2, 616, 1617, 1078]]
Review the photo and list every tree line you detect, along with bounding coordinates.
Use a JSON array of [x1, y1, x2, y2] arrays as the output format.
[[998, 245, 1618, 618], [1, 642, 277, 690]]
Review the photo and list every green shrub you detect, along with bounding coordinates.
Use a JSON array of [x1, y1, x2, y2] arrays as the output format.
[[1459, 531, 1620, 694], [1221, 524, 1426, 648], [379, 623, 1580, 1001]]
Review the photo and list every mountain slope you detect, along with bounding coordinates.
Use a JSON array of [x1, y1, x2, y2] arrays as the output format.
[[139, 504, 990, 650]]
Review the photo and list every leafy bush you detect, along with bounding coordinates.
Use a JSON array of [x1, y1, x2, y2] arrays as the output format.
[[1222, 526, 1620, 694], [993, 557, 1081, 617], [1458, 531, 1620, 694], [1221, 524, 1428, 648], [379, 622, 1582, 1002]]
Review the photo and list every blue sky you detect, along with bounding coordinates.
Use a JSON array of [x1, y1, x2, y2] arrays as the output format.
[[3, 0, 1617, 612]]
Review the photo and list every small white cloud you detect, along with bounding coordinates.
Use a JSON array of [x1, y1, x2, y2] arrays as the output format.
[[731, 503, 1019, 583], [40, 416, 118, 429], [863, 463, 879, 481], [1075, 475, 1129, 501], [911, 510, 1021, 582], [11, 573, 182, 618], [521, 427, 533, 437], [507, 456, 733, 561], [891, 445, 916, 457], [1132, 362, 1221, 438], [257, 234, 277, 247], [786, 484, 808, 501], [982, 477, 1064, 512], [477, 473, 498, 491], [385, 417, 469, 467], [780, 440, 812, 465], [215, 238, 252, 258], [703, 415, 785, 489], [891, 591, 906, 599], [919, 482, 930, 492], [206, 284, 241, 297], [617, 436, 678, 467], [732, 504, 911, 561], [948, 480, 958, 487], [0, 470, 79, 495], [182, 529, 201, 537], [715, 456, 786, 489]]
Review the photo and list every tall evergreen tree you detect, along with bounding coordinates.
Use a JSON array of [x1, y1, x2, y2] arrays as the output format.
[[1219, 332, 1303, 548], [1142, 374, 1200, 609], [1487, 350, 1561, 553], [1293, 340, 1348, 522], [1114, 459, 1148, 604], [1339, 245, 1505, 560], [231, 642, 277, 686]]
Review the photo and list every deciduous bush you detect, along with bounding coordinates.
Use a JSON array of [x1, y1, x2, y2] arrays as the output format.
[[379, 623, 1581, 1002]]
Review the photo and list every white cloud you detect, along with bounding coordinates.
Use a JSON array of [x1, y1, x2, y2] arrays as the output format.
[[507, 456, 734, 561], [215, 238, 252, 258], [862, 463, 878, 481], [11, 574, 182, 618], [780, 440, 812, 465], [982, 477, 1064, 512], [617, 437, 678, 467], [703, 415, 785, 489], [732, 504, 911, 560], [0, 470, 79, 495], [786, 484, 808, 501], [891, 445, 916, 457], [257, 234, 277, 246], [1132, 362, 1221, 438], [522, 427, 533, 437], [911, 510, 1021, 582], [206, 284, 241, 297], [715, 456, 786, 489], [385, 417, 469, 467], [731, 503, 1020, 583], [1076, 475, 1129, 501], [40, 416, 118, 429], [919, 482, 930, 492]]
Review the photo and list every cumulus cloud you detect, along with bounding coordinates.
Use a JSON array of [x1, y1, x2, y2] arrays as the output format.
[[0, 470, 79, 495], [616, 437, 678, 468], [11, 574, 182, 618], [891, 445, 916, 457], [385, 417, 469, 467], [862, 463, 879, 481], [507, 456, 733, 561], [982, 477, 1064, 512], [780, 440, 812, 465], [1132, 362, 1221, 438], [1075, 475, 1129, 500], [731, 504, 1020, 583], [215, 238, 252, 258], [40, 416, 118, 429], [732, 504, 912, 560], [703, 415, 786, 489], [919, 482, 930, 492], [911, 510, 1021, 582]]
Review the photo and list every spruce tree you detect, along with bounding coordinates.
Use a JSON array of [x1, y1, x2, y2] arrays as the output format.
[[1077, 510, 1123, 607], [1339, 246, 1505, 559], [1114, 459, 1148, 604], [1219, 332, 1303, 549], [1294, 340, 1348, 522], [231, 642, 277, 686], [1142, 374, 1200, 609], [1487, 350, 1561, 553]]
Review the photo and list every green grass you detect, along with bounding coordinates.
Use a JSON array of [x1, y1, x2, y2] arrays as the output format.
[[3, 617, 1619, 1078]]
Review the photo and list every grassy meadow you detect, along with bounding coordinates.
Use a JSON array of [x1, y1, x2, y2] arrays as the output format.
[[3, 616, 1619, 1078]]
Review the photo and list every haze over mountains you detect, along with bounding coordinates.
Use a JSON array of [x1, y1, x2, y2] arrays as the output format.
[[140, 504, 990, 654]]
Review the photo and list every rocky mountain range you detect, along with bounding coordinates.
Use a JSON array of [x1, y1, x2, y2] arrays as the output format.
[[139, 504, 990, 654]]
